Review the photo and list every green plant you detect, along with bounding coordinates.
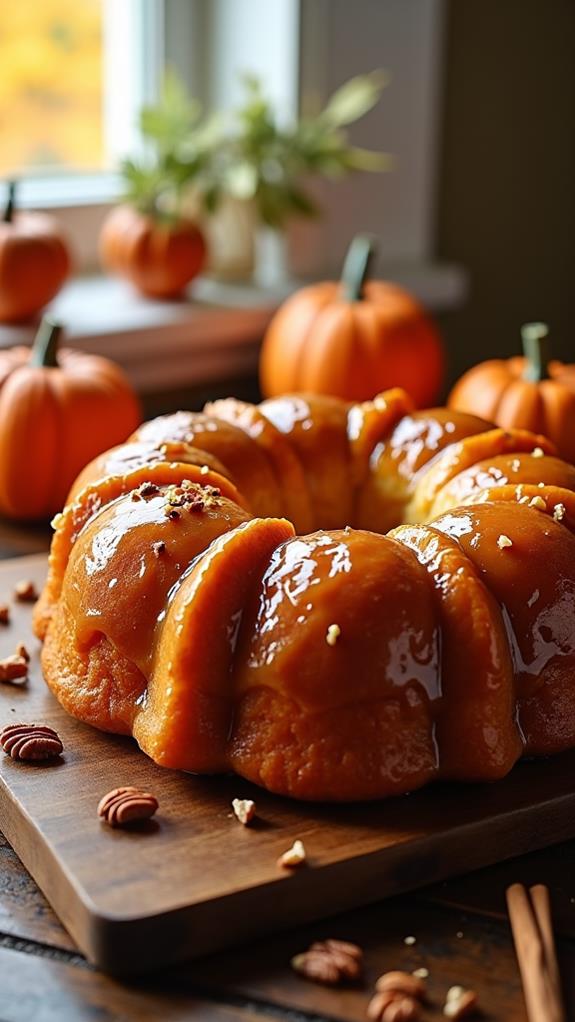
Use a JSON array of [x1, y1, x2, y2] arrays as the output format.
[[120, 69, 391, 229], [220, 71, 391, 228]]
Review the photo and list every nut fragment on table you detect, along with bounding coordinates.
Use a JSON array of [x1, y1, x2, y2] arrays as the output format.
[[16, 643, 30, 662], [443, 987, 478, 1018], [14, 580, 38, 603], [376, 971, 427, 999], [291, 938, 363, 985], [278, 839, 306, 868], [0, 604, 10, 625], [0, 654, 28, 685], [0, 723, 63, 761], [232, 798, 256, 825], [97, 786, 159, 828]]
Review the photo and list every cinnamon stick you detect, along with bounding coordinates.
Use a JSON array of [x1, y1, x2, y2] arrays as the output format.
[[506, 883, 565, 1022]]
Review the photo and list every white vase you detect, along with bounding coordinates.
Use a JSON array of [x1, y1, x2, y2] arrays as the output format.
[[253, 226, 291, 289]]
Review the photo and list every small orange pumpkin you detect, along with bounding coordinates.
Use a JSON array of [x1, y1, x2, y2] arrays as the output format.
[[0, 182, 71, 323], [0, 318, 141, 519], [259, 235, 444, 406], [99, 204, 206, 299], [449, 323, 575, 464]]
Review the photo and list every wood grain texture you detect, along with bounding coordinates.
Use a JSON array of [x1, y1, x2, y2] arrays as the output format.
[[2, 555, 575, 975]]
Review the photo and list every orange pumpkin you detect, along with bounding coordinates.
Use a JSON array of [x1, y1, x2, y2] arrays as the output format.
[[449, 323, 575, 464], [259, 235, 444, 406], [0, 318, 141, 520], [99, 204, 206, 299], [0, 182, 71, 323]]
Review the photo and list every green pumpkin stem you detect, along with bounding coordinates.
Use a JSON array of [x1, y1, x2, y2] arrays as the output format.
[[522, 322, 550, 383], [3, 182, 15, 224], [29, 318, 62, 368], [341, 234, 377, 302]]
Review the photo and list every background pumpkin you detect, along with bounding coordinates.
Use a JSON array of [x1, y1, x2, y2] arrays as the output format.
[[0, 182, 71, 323], [448, 322, 575, 464], [0, 318, 141, 519], [99, 204, 206, 299], [259, 235, 445, 407]]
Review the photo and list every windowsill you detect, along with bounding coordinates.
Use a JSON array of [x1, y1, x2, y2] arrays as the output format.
[[0, 262, 467, 394]]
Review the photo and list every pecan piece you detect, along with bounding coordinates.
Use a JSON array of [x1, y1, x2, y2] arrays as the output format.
[[376, 971, 427, 1000], [0, 724, 63, 761], [0, 655, 28, 685], [443, 988, 478, 1018], [292, 938, 363, 985], [0, 604, 10, 625], [278, 839, 306, 868], [14, 580, 38, 603], [97, 786, 159, 828]]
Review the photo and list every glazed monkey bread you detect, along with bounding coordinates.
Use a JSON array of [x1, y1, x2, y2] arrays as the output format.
[[34, 389, 575, 801]]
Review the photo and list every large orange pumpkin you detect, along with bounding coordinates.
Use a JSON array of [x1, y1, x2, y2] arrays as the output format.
[[449, 323, 575, 464], [99, 204, 206, 299], [0, 319, 141, 519], [0, 182, 71, 323], [259, 235, 444, 406]]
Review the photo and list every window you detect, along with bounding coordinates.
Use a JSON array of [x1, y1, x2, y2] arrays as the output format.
[[1, 0, 162, 205]]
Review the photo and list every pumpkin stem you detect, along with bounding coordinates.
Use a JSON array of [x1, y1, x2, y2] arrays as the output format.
[[3, 182, 15, 224], [341, 234, 378, 302], [29, 318, 62, 369], [522, 322, 550, 382]]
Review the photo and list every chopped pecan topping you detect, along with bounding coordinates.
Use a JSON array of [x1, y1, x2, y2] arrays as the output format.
[[531, 446, 545, 458], [152, 541, 166, 557], [14, 580, 38, 603], [0, 654, 28, 685], [553, 503, 566, 522], [497, 534, 513, 549], [138, 481, 160, 498], [97, 786, 159, 828], [528, 495, 546, 510], [1, 723, 63, 760], [232, 798, 256, 825], [291, 938, 363, 985], [326, 623, 341, 646]]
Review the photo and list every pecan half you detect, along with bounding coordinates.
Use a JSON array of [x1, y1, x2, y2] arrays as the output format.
[[0, 724, 63, 760], [97, 786, 159, 828], [376, 971, 427, 1000], [368, 993, 421, 1022], [291, 938, 363, 985], [0, 654, 28, 685]]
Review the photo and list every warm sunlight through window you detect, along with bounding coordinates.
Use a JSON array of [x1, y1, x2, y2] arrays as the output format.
[[0, 0, 104, 177]]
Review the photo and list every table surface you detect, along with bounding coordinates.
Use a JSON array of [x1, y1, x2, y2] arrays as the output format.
[[1, 525, 574, 1022]]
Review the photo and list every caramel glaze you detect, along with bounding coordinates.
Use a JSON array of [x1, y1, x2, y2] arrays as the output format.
[[36, 389, 575, 801]]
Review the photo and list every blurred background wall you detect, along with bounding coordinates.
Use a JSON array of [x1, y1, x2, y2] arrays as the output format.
[[436, 0, 575, 384]]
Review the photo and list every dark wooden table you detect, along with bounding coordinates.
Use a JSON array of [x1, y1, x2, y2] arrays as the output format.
[[1, 526, 575, 1022]]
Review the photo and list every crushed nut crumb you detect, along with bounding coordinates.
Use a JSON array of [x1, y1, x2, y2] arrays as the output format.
[[152, 541, 166, 557], [519, 495, 530, 504], [531, 446, 545, 458], [511, 459, 520, 472], [16, 643, 30, 663], [497, 534, 513, 549], [404, 935, 416, 946], [537, 481, 545, 488], [278, 839, 306, 868], [139, 481, 160, 498], [553, 503, 566, 522], [443, 987, 478, 1018], [515, 485, 524, 499], [14, 580, 38, 603], [232, 798, 256, 826], [0, 605, 9, 625], [326, 624, 341, 646], [200, 465, 210, 475], [412, 968, 429, 979], [528, 495, 546, 510]]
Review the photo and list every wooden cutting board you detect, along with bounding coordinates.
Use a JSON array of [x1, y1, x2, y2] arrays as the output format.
[[1, 553, 575, 976]]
